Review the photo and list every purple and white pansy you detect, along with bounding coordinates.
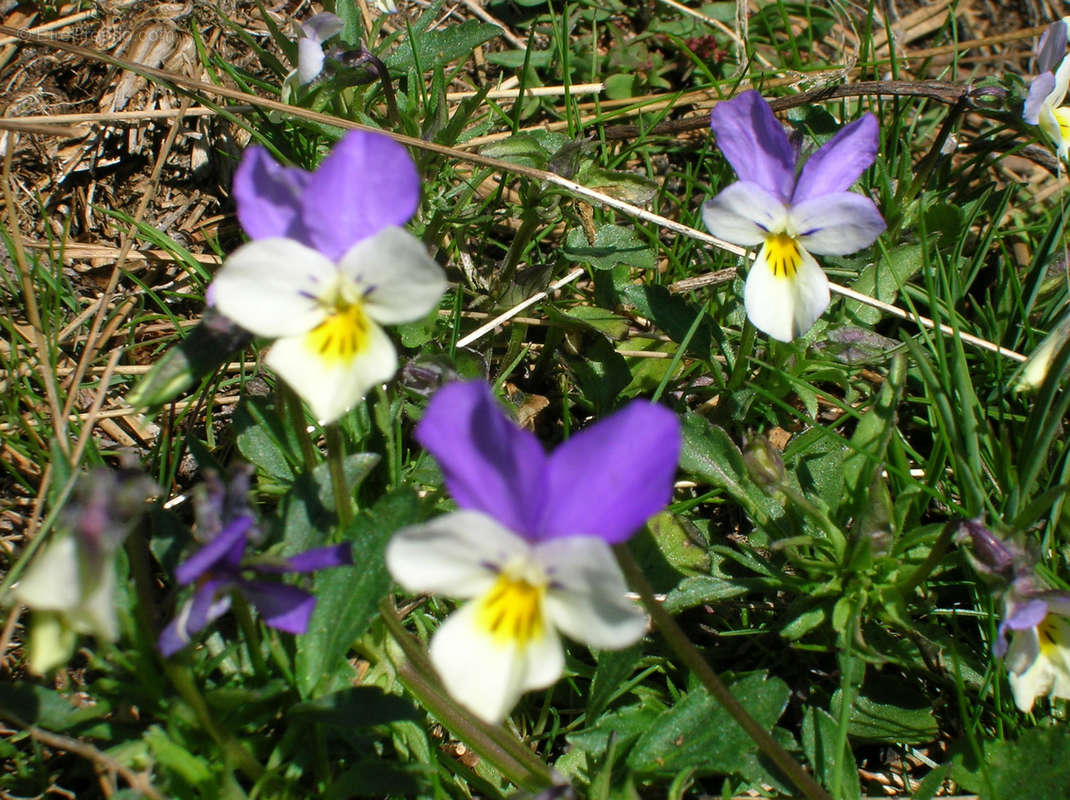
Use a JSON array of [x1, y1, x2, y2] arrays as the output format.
[[1024, 19, 1070, 162], [158, 511, 351, 657], [994, 589, 1070, 712], [386, 381, 681, 723], [208, 130, 446, 423], [702, 91, 886, 342]]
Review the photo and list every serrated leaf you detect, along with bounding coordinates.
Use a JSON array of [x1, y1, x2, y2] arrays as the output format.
[[235, 397, 301, 483], [564, 225, 656, 271], [295, 488, 423, 697], [662, 575, 750, 614], [627, 673, 791, 774], [386, 20, 500, 73]]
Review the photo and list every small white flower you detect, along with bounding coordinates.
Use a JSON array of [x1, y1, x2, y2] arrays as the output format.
[[387, 510, 648, 723]]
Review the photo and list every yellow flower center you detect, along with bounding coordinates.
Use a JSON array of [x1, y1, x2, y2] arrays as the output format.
[[765, 232, 802, 279], [1053, 106, 1070, 148], [305, 301, 371, 363], [1038, 615, 1070, 666], [477, 569, 546, 646]]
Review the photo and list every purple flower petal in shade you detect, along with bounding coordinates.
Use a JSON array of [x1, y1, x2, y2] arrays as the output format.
[[710, 91, 795, 202], [183, 578, 234, 640], [1037, 20, 1068, 75], [157, 615, 190, 657], [416, 382, 549, 538], [233, 147, 314, 245], [538, 401, 681, 543], [300, 12, 343, 44], [1024, 72, 1057, 124], [791, 114, 879, 204], [283, 543, 352, 572], [300, 131, 421, 262], [240, 581, 316, 634], [174, 516, 252, 585]]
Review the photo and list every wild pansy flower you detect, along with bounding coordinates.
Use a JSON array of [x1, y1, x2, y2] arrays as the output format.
[[958, 519, 1070, 711], [702, 91, 885, 342], [295, 12, 343, 86], [14, 466, 155, 674], [1024, 20, 1070, 162], [208, 131, 447, 423], [386, 381, 680, 723], [158, 468, 351, 656]]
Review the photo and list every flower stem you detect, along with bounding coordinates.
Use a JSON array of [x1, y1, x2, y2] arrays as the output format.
[[378, 597, 554, 792], [232, 594, 269, 679], [727, 318, 757, 392], [283, 384, 319, 469], [325, 424, 354, 529], [125, 531, 266, 783], [613, 544, 833, 800]]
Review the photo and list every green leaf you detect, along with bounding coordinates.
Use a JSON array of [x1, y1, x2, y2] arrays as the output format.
[[587, 644, 643, 721], [662, 575, 751, 614], [830, 681, 938, 744], [295, 488, 424, 697], [679, 413, 781, 528], [235, 397, 302, 484], [290, 686, 419, 728], [800, 707, 860, 800], [645, 512, 710, 574], [626, 673, 791, 775], [0, 683, 112, 732], [580, 166, 659, 206], [386, 20, 500, 73], [843, 245, 924, 326], [144, 725, 215, 790], [563, 225, 656, 271], [952, 726, 1070, 800], [479, 133, 554, 170], [280, 453, 380, 553], [567, 334, 632, 413]]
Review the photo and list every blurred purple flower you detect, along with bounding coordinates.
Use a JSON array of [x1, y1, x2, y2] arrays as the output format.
[[1036, 18, 1070, 74], [702, 91, 885, 341], [387, 381, 680, 722], [158, 473, 351, 657]]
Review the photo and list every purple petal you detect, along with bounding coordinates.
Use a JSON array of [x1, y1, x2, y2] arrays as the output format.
[[1006, 598, 1050, 631], [174, 516, 252, 585], [1037, 21, 1068, 75], [158, 580, 233, 655], [1024, 72, 1056, 125], [300, 131, 421, 262], [157, 614, 190, 657], [538, 401, 680, 543], [416, 381, 549, 538], [284, 543, 352, 572], [710, 91, 795, 202], [233, 146, 315, 245], [792, 114, 879, 204], [240, 581, 316, 634], [300, 12, 343, 44]]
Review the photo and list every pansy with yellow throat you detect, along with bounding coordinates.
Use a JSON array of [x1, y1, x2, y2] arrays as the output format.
[[386, 382, 681, 723], [207, 131, 446, 423], [702, 91, 886, 342]]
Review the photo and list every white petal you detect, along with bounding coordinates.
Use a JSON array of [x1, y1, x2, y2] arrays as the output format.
[[537, 537, 648, 650], [429, 600, 564, 724], [387, 510, 527, 598], [743, 241, 830, 342], [69, 566, 119, 641], [337, 227, 447, 325], [265, 317, 397, 423], [1004, 625, 1041, 675], [209, 238, 335, 338], [701, 182, 788, 247], [27, 612, 77, 675], [790, 193, 885, 256], [297, 37, 326, 85], [15, 536, 83, 613]]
